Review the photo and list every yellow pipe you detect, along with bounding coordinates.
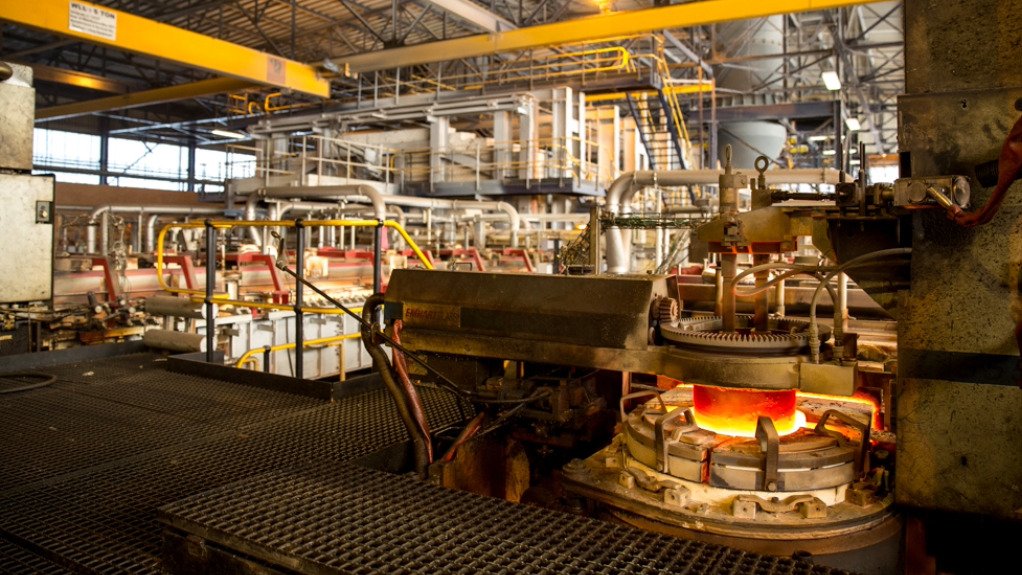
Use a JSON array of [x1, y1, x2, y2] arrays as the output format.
[[586, 83, 715, 103], [235, 332, 361, 371]]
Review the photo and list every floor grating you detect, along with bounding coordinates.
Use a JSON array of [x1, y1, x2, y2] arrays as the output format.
[[0, 352, 461, 574], [159, 462, 855, 575]]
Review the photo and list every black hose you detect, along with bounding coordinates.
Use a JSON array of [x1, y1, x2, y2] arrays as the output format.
[[362, 294, 432, 477], [0, 372, 57, 394]]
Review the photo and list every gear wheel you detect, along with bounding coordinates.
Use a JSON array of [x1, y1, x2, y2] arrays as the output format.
[[657, 297, 680, 324], [660, 315, 830, 355]]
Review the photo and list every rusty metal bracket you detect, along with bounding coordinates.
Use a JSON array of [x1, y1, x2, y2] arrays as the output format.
[[619, 390, 666, 422], [654, 407, 689, 473], [755, 415, 780, 492], [732, 494, 827, 519], [814, 409, 871, 474]]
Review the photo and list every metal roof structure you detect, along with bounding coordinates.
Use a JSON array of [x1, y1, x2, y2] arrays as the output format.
[[1, 1, 903, 156]]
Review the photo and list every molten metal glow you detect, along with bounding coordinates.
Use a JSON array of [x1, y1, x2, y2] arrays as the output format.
[[800, 390, 882, 431], [691, 385, 804, 437]]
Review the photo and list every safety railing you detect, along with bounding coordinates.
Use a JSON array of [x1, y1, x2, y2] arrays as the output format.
[[155, 218, 433, 377], [236, 132, 602, 191], [235, 332, 362, 380]]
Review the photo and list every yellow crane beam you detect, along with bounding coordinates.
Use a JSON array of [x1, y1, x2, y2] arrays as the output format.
[[337, 0, 877, 73], [24, 0, 875, 119], [0, 0, 330, 98]]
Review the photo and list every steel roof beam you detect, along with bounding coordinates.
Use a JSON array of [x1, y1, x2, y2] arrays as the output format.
[[423, 0, 516, 32], [36, 77, 255, 121], [334, 0, 879, 73]]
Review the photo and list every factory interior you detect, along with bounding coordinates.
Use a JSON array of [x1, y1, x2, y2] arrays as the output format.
[[0, 0, 1020, 573]]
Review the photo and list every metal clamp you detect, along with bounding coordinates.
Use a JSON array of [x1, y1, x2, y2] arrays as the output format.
[[618, 390, 666, 422], [654, 407, 690, 473], [732, 494, 827, 519], [814, 409, 871, 474], [755, 416, 780, 492]]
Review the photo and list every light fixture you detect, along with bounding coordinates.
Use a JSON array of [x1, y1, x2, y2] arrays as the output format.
[[845, 117, 862, 131], [808, 135, 830, 142], [822, 149, 837, 156], [821, 70, 842, 91], [211, 128, 247, 139]]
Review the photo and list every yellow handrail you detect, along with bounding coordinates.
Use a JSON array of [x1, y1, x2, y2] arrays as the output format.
[[235, 332, 361, 371], [155, 218, 433, 314]]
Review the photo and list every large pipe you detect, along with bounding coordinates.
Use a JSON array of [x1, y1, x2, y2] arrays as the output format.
[[257, 184, 387, 221], [271, 200, 407, 230], [141, 207, 230, 253], [243, 196, 263, 246], [85, 205, 225, 254], [603, 168, 846, 273], [269, 200, 409, 249], [248, 186, 520, 246], [604, 168, 846, 212], [362, 195, 520, 247], [143, 329, 206, 353]]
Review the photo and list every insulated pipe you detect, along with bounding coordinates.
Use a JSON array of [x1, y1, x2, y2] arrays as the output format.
[[603, 168, 847, 273], [243, 196, 262, 246], [100, 211, 111, 256], [351, 195, 521, 248], [251, 186, 520, 246], [604, 168, 846, 213], [143, 329, 206, 353], [270, 200, 408, 232], [256, 184, 387, 221], [85, 205, 225, 254], [142, 207, 231, 253], [89, 205, 143, 254], [268, 200, 409, 249]]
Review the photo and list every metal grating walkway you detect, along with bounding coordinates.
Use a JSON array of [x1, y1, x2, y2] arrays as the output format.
[[159, 462, 855, 575], [0, 352, 461, 574]]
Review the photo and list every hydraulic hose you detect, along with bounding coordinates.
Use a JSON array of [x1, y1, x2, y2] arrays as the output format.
[[361, 294, 432, 477], [392, 319, 433, 464], [440, 412, 486, 464]]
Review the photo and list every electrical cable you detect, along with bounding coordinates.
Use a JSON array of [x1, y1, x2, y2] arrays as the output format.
[[808, 249, 912, 362], [276, 263, 554, 407], [0, 372, 57, 394]]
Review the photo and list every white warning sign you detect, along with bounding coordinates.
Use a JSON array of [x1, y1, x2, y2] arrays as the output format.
[[68, 1, 117, 41]]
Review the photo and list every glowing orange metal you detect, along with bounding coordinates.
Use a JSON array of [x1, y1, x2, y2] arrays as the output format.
[[691, 385, 803, 437], [801, 389, 882, 431]]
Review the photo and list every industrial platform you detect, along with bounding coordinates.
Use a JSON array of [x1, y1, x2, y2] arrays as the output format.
[[0, 346, 855, 574]]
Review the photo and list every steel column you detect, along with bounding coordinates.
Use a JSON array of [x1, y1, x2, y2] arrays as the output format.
[[204, 220, 216, 364], [294, 219, 305, 380]]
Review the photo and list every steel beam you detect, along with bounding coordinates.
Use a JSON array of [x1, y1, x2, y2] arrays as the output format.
[[25, 62, 130, 93], [335, 0, 878, 73], [713, 101, 838, 122], [423, 0, 516, 32], [36, 77, 255, 121], [0, 0, 330, 97]]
